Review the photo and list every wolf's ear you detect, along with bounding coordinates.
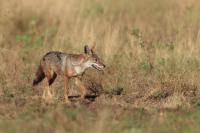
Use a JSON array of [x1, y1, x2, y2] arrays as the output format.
[[84, 45, 90, 54]]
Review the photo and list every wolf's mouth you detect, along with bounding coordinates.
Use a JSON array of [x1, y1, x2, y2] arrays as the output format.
[[92, 64, 103, 71]]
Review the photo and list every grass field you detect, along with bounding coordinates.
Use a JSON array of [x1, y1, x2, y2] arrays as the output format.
[[1, 0, 200, 132]]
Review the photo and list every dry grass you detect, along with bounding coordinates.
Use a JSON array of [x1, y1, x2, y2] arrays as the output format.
[[1, 0, 200, 132]]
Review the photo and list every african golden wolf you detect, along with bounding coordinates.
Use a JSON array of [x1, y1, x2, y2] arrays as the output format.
[[32, 45, 105, 103]]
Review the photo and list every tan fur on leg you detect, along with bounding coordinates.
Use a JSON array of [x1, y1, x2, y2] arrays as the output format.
[[64, 76, 70, 104], [43, 79, 53, 103], [42, 86, 47, 100], [75, 76, 87, 100], [46, 86, 53, 100]]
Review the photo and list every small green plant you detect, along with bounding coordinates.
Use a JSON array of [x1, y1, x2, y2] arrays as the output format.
[[158, 58, 166, 66], [131, 28, 144, 48], [16, 34, 31, 45], [154, 42, 175, 50], [94, 3, 104, 16], [131, 28, 141, 39], [139, 61, 152, 72], [83, 2, 104, 17]]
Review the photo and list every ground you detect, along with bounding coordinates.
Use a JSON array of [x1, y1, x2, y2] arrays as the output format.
[[0, 75, 200, 133]]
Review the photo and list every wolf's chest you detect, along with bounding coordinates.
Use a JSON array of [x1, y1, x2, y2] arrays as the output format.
[[73, 66, 86, 75]]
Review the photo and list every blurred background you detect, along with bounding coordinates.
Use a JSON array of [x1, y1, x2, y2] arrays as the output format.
[[1, 0, 200, 132]]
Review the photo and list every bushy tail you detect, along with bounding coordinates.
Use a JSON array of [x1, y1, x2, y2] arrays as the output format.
[[33, 65, 45, 86]]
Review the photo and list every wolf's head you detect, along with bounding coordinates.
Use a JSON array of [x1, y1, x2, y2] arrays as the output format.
[[84, 45, 105, 71]]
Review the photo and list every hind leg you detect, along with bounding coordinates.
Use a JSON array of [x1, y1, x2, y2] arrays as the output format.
[[42, 84, 47, 100], [46, 83, 53, 101], [47, 72, 57, 99], [43, 71, 57, 102], [42, 79, 52, 101]]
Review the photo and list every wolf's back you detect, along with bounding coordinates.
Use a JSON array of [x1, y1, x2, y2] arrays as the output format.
[[41, 51, 70, 75], [42, 51, 68, 66]]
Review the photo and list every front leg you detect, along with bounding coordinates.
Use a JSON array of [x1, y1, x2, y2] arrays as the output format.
[[75, 76, 87, 100], [64, 76, 70, 104]]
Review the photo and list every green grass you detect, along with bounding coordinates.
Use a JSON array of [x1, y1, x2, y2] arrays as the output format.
[[0, 101, 200, 133]]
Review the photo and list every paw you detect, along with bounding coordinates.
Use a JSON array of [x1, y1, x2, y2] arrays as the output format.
[[64, 98, 72, 105]]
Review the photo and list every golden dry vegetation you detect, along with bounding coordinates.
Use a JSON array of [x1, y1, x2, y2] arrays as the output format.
[[1, 0, 200, 132]]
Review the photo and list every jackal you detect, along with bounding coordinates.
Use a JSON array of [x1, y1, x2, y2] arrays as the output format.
[[32, 45, 105, 103]]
